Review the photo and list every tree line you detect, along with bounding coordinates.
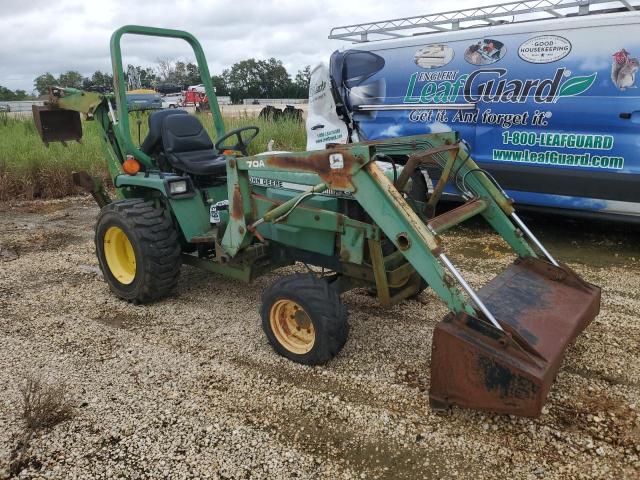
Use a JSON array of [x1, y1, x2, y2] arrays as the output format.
[[0, 86, 29, 101], [0, 58, 311, 103]]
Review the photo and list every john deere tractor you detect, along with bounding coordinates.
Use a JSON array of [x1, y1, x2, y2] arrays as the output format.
[[33, 25, 601, 417]]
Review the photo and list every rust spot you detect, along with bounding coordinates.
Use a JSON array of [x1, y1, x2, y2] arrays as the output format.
[[265, 150, 357, 190], [231, 184, 244, 220]]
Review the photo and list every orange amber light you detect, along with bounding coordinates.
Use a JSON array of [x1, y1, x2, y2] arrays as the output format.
[[122, 156, 141, 175]]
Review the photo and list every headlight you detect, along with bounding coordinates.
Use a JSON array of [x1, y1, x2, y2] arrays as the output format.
[[169, 180, 188, 195]]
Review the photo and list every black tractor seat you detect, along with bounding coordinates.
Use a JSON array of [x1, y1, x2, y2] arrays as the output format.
[[140, 108, 188, 156], [161, 114, 227, 176]]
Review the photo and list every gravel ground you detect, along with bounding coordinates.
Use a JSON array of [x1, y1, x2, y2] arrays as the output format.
[[0, 196, 638, 479]]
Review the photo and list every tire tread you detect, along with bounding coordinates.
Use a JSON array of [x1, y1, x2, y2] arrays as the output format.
[[95, 199, 181, 303], [261, 273, 349, 365]]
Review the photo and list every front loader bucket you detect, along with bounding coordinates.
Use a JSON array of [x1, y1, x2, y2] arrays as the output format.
[[430, 257, 600, 417], [32, 105, 82, 146]]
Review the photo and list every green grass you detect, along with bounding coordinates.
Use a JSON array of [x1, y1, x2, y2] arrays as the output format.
[[0, 111, 306, 201]]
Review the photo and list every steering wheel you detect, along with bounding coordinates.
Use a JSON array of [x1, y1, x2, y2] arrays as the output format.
[[215, 126, 260, 156]]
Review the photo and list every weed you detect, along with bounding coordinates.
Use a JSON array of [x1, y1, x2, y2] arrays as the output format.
[[7, 374, 74, 477], [19, 375, 73, 430]]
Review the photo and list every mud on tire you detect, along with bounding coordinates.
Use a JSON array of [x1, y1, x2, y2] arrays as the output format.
[[261, 273, 349, 365], [95, 199, 181, 303]]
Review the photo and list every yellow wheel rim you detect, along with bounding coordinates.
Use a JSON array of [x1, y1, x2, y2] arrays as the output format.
[[269, 299, 315, 354], [103, 226, 136, 285]]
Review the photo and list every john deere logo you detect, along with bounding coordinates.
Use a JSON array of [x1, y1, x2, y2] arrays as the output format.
[[403, 67, 597, 105]]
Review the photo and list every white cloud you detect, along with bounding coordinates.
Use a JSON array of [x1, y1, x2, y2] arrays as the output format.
[[0, 0, 477, 92]]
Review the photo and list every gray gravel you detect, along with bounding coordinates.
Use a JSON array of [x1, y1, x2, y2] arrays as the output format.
[[0, 196, 638, 479]]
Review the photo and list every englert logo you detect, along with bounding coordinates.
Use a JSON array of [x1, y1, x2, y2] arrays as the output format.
[[518, 35, 572, 64]]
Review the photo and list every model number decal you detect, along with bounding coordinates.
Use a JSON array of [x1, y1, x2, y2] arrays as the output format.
[[246, 159, 265, 168]]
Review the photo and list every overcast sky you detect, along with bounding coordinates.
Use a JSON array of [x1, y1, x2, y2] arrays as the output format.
[[0, 0, 480, 92]]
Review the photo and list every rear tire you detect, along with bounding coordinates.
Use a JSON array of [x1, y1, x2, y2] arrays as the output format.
[[261, 274, 349, 365], [95, 199, 181, 303]]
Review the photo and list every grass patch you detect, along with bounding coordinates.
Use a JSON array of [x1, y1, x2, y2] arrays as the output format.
[[0, 111, 306, 201]]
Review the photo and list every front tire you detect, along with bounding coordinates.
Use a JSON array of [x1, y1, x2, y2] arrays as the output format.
[[261, 274, 349, 365], [95, 199, 181, 303]]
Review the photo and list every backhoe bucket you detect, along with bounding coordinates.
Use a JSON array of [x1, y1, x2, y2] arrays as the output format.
[[32, 105, 82, 146], [430, 257, 600, 417]]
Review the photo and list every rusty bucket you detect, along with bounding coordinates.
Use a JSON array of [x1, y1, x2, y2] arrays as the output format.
[[32, 105, 82, 146], [429, 257, 600, 417]]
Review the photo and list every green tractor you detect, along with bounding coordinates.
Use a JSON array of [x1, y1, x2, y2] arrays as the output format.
[[33, 25, 601, 417]]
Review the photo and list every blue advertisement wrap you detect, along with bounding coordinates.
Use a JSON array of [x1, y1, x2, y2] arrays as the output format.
[[339, 22, 640, 218]]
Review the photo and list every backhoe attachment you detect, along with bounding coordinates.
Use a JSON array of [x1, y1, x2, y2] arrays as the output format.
[[32, 105, 82, 146], [32, 87, 105, 145]]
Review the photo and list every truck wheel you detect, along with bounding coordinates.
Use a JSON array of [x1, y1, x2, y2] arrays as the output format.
[[95, 199, 181, 304], [261, 274, 349, 365]]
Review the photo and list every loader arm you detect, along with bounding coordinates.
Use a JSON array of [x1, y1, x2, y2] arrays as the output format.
[[225, 133, 600, 417], [223, 132, 536, 319]]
